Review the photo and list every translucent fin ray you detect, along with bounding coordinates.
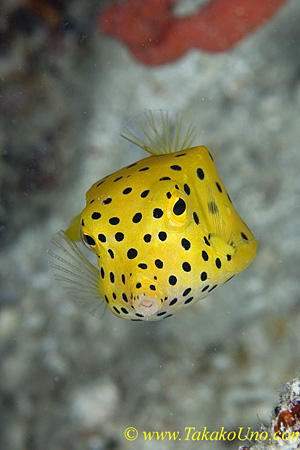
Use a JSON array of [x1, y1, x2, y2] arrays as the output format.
[[121, 110, 196, 155], [47, 230, 105, 318]]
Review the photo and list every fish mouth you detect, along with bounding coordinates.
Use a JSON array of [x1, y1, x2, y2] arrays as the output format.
[[133, 294, 162, 317]]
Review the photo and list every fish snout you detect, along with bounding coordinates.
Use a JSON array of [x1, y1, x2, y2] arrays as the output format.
[[132, 293, 163, 317], [130, 278, 165, 317]]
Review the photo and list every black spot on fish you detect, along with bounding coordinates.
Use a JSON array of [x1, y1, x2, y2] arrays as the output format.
[[202, 250, 209, 261], [204, 236, 210, 246], [123, 187, 132, 194], [193, 212, 200, 225], [155, 259, 163, 269], [183, 183, 190, 195], [182, 288, 191, 296], [197, 168, 204, 180], [127, 248, 138, 259], [126, 163, 137, 169], [200, 271, 207, 281], [109, 217, 120, 225], [153, 208, 163, 218], [170, 165, 182, 171], [158, 231, 167, 241], [181, 238, 191, 250], [208, 284, 217, 292], [132, 212, 142, 223], [141, 189, 150, 198], [169, 275, 177, 286], [92, 212, 101, 220], [182, 262, 191, 272], [216, 182, 222, 193], [215, 258, 222, 269], [169, 298, 177, 305]]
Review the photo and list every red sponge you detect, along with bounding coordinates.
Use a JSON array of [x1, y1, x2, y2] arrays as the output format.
[[98, 0, 287, 66]]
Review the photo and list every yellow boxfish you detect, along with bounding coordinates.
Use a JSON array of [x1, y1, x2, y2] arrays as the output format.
[[48, 110, 258, 321]]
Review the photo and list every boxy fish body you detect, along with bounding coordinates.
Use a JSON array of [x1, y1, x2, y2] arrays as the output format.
[[48, 111, 258, 321]]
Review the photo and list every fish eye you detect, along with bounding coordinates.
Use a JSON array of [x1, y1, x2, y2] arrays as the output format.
[[80, 227, 97, 252], [173, 198, 186, 215], [83, 234, 96, 246], [166, 189, 190, 228]]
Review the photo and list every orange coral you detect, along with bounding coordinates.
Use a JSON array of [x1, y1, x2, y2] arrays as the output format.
[[98, 0, 287, 66], [274, 401, 300, 437]]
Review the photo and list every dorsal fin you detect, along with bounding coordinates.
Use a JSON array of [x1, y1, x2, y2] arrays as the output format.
[[121, 110, 195, 156]]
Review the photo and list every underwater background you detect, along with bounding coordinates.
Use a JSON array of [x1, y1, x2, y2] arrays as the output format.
[[1, 0, 300, 449]]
